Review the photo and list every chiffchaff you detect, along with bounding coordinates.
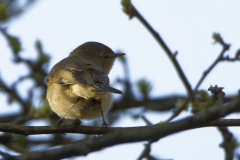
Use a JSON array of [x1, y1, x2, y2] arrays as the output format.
[[46, 42, 124, 126]]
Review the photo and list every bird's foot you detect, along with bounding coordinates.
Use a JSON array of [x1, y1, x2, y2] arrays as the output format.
[[102, 121, 107, 127], [70, 119, 81, 126], [54, 118, 66, 136], [56, 117, 64, 126]]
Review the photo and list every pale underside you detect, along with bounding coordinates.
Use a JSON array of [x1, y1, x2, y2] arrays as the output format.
[[46, 57, 119, 120]]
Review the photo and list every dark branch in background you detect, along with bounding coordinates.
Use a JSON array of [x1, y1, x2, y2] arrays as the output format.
[[220, 48, 240, 62], [0, 27, 50, 124], [165, 33, 232, 122], [203, 119, 240, 127], [218, 127, 235, 160], [141, 115, 153, 126], [0, 133, 75, 154], [137, 141, 157, 160], [0, 94, 234, 123], [137, 116, 159, 160], [112, 95, 186, 113], [0, 6, 53, 153], [0, 76, 30, 115], [6, 99, 240, 160], [121, 2, 194, 101]]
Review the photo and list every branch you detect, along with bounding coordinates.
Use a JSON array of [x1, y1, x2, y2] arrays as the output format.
[[202, 119, 240, 127], [194, 36, 230, 92], [166, 34, 230, 122], [137, 117, 158, 160], [111, 94, 186, 113], [0, 132, 75, 154], [0, 123, 113, 136], [0, 119, 240, 137], [218, 127, 235, 160], [137, 141, 157, 160], [122, 2, 193, 100], [0, 77, 30, 115], [5, 99, 240, 160]]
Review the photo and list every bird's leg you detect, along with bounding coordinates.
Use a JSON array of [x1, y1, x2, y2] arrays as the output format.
[[99, 105, 107, 127], [56, 98, 80, 126], [88, 98, 107, 127], [56, 117, 64, 126]]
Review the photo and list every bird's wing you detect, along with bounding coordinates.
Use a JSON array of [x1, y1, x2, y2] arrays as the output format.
[[47, 59, 88, 85], [48, 59, 122, 94], [87, 64, 122, 94], [61, 63, 87, 84]]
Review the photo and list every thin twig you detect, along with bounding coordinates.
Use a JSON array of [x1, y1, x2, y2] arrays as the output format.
[[123, 3, 194, 101], [194, 44, 230, 92], [138, 116, 157, 160], [166, 39, 230, 122], [141, 115, 152, 125], [137, 141, 156, 160]]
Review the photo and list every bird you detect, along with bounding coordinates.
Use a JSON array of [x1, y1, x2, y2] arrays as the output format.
[[46, 42, 125, 126]]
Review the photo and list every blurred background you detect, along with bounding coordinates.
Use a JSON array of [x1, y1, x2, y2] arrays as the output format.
[[0, 0, 240, 159]]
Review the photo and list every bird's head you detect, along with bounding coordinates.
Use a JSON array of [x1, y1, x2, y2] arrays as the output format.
[[69, 42, 125, 74]]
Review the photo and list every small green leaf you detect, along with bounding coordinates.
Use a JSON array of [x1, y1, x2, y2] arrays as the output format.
[[137, 78, 152, 100], [121, 0, 131, 7], [175, 99, 188, 110], [0, 28, 21, 55], [212, 32, 224, 45], [8, 36, 21, 54], [0, 2, 9, 21], [198, 90, 209, 101], [35, 40, 50, 66]]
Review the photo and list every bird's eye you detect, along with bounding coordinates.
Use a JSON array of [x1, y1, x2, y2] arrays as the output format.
[[105, 55, 110, 60]]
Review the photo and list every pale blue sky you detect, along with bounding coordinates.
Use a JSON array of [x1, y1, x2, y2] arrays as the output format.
[[0, 1, 240, 160]]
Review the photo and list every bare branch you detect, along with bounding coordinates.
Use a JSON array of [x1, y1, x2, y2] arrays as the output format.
[[122, 2, 193, 100], [218, 127, 235, 160], [166, 38, 230, 122], [0, 78, 30, 115], [4, 99, 240, 160], [1, 119, 240, 137], [112, 95, 186, 113], [202, 119, 240, 127], [195, 46, 229, 92], [137, 141, 157, 160]]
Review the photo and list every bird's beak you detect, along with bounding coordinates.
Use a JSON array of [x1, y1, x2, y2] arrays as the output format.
[[114, 53, 125, 57]]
